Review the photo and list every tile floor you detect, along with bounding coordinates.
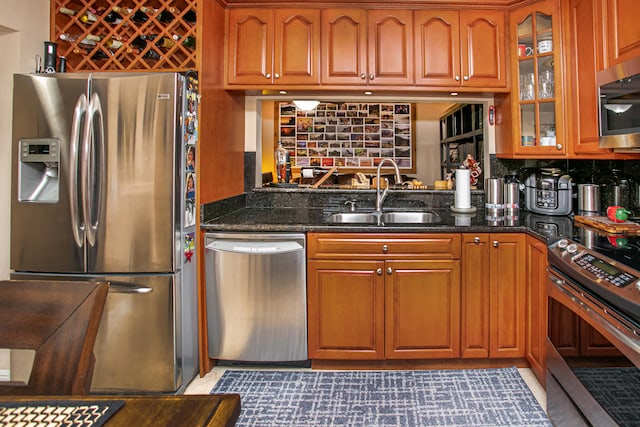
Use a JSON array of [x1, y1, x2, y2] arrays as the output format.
[[185, 365, 547, 413]]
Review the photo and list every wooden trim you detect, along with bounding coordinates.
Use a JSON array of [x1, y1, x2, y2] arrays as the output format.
[[311, 358, 530, 370]]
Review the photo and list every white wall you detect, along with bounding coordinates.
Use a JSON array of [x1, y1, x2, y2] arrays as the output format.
[[0, 1, 50, 280]]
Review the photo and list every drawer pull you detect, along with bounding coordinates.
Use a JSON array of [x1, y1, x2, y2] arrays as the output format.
[[387, 267, 393, 275], [474, 237, 480, 244], [493, 241, 499, 247], [377, 268, 383, 275], [382, 244, 388, 253]]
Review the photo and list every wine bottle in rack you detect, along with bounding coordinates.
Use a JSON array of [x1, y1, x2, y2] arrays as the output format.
[[103, 36, 124, 51], [183, 10, 196, 24], [155, 36, 175, 49], [141, 49, 161, 60], [102, 9, 125, 25], [130, 35, 151, 50], [60, 7, 98, 25], [90, 50, 110, 61], [182, 36, 195, 48], [60, 33, 101, 47], [158, 8, 176, 23], [132, 7, 155, 24], [112, 6, 132, 15]]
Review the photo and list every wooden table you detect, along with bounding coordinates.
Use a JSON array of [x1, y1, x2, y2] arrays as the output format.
[[0, 394, 241, 427]]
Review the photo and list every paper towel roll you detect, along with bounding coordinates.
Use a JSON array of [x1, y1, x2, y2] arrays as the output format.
[[455, 169, 471, 209]]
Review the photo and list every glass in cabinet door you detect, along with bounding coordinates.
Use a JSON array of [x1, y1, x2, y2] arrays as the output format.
[[516, 10, 557, 150]]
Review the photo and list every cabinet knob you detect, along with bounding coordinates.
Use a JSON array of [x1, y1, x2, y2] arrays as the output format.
[[455, 76, 460, 81], [369, 73, 375, 80], [387, 267, 393, 275], [382, 244, 388, 253], [493, 241, 499, 247], [265, 73, 271, 79], [474, 236, 481, 243], [360, 74, 367, 80], [463, 76, 469, 81], [556, 144, 562, 150], [274, 73, 280, 79], [377, 268, 383, 275]]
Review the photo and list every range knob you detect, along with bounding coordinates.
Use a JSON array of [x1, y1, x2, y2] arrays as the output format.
[[557, 239, 569, 250], [566, 243, 578, 254]]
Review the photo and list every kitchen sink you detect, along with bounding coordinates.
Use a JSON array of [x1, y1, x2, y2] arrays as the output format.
[[327, 210, 440, 224], [380, 211, 440, 224]]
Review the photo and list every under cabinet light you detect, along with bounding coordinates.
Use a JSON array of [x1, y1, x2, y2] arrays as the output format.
[[293, 100, 320, 111], [604, 104, 632, 114]]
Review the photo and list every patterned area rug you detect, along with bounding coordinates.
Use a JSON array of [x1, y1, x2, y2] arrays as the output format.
[[211, 367, 550, 426]]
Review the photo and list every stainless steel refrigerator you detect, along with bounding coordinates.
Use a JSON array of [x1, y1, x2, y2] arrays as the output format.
[[10, 72, 199, 394]]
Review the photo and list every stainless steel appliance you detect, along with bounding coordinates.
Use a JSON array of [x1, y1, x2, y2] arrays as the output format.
[[547, 233, 640, 426], [10, 72, 199, 393], [598, 55, 640, 151], [524, 168, 573, 215], [204, 233, 307, 362]]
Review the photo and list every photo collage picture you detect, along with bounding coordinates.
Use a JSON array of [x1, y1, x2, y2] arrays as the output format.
[[278, 102, 414, 171]]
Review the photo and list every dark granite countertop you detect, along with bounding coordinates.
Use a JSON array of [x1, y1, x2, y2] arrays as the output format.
[[201, 206, 575, 242]]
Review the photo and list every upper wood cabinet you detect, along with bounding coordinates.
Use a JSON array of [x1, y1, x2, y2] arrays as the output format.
[[605, 0, 640, 67], [226, 8, 320, 85], [564, 0, 614, 158], [414, 10, 506, 88], [321, 9, 414, 86], [496, 0, 566, 158]]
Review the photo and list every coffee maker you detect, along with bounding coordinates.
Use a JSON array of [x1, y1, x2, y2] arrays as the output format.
[[524, 168, 573, 215]]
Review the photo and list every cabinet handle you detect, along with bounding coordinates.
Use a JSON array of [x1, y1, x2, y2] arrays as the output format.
[[455, 75, 460, 81], [377, 268, 383, 275], [382, 244, 388, 253], [493, 241, 499, 247], [463, 76, 469, 81], [387, 267, 393, 275], [360, 74, 367, 80], [474, 236, 480, 243], [265, 73, 271, 79], [556, 144, 562, 150], [274, 73, 280, 79], [369, 73, 375, 80]]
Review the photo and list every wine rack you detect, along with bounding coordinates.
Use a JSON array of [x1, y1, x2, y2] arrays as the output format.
[[52, 0, 197, 71]]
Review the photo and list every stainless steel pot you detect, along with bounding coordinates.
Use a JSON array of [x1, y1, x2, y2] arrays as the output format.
[[577, 184, 600, 213]]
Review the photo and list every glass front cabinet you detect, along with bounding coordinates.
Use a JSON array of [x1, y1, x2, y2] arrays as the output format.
[[501, 0, 565, 157]]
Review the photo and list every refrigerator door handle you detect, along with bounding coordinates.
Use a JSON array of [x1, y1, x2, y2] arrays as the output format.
[[69, 93, 87, 248], [82, 92, 105, 247]]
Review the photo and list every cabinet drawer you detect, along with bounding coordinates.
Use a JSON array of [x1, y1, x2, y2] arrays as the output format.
[[307, 233, 461, 260]]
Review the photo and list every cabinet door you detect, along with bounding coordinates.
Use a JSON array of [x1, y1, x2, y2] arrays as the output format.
[[227, 9, 274, 85], [489, 233, 526, 358], [548, 299, 580, 357], [307, 260, 385, 360], [460, 10, 507, 87], [606, 0, 640, 67], [385, 260, 461, 359], [274, 9, 320, 85], [579, 319, 623, 357], [565, 0, 615, 157], [414, 10, 460, 86], [321, 9, 368, 85], [525, 235, 547, 386], [461, 234, 490, 358], [505, 0, 567, 158], [367, 10, 414, 86]]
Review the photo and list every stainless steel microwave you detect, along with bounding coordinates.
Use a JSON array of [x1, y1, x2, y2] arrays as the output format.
[[598, 56, 640, 151]]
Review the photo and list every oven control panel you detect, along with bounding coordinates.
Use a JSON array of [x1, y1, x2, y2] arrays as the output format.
[[573, 252, 637, 287]]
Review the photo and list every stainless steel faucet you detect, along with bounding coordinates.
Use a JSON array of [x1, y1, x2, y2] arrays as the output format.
[[375, 158, 402, 211]]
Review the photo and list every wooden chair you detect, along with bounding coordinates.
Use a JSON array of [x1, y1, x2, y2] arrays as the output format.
[[0, 280, 108, 395]]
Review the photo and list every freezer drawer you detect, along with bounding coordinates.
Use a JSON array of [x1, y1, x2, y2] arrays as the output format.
[[205, 233, 307, 362]]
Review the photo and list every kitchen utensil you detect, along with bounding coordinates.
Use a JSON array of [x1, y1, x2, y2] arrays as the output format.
[[485, 177, 504, 210], [578, 184, 600, 213]]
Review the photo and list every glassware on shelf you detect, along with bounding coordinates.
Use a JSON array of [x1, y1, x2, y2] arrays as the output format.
[[538, 68, 554, 99], [520, 73, 535, 101]]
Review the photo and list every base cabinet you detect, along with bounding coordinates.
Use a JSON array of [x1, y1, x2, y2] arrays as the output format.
[[526, 235, 548, 386], [461, 233, 526, 359], [307, 233, 461, 360]]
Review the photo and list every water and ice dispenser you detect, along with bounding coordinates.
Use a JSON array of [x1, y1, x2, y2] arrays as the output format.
[[18, 138, 60, 203]]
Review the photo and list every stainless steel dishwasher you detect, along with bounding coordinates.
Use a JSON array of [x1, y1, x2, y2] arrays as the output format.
[[204, 232, 307, 362]]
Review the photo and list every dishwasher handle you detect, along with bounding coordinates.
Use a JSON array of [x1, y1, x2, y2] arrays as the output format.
[[206, 239, 304, 255]]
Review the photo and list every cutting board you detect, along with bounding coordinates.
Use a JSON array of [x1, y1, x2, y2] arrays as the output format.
[[574, 215, 640, 234]]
